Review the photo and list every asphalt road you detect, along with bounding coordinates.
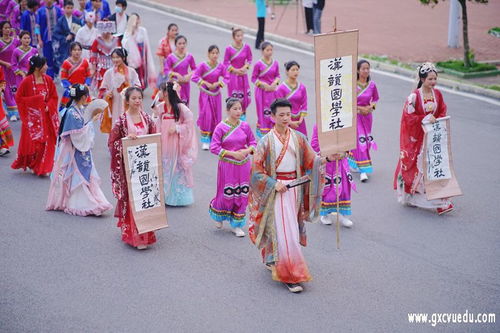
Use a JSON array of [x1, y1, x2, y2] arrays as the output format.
[[1, 3, 499, 332]]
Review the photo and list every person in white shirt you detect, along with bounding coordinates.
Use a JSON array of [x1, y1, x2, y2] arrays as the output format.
[[75, 11, 99, 58], [107, 0, 128, 39]]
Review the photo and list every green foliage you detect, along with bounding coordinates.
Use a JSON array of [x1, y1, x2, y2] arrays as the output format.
[[436, 60, 496, 73]]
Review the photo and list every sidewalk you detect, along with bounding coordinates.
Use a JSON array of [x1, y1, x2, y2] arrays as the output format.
[[142, 0, 500, 98], [150, 0, 500, 64]]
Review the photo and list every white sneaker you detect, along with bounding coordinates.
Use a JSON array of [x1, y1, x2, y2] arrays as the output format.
[[9, 115, 17, 122], [320, 215, 332, 225], [215, 221, 223, 229], [232, 227, 245, 237], [202, 143, 210, 150], [339, 214, 353, 228], [360, 172, 368, 182], [136, 245, 147, 250], [0, 148, 9, 156]]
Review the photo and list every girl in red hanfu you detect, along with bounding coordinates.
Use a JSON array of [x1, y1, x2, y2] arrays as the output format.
[[108, 86, 158, 250], [11, 55, 59, 176], [60, 42, 92, 107], [0, 66, 14, 155], [394, 62, 454, 215]]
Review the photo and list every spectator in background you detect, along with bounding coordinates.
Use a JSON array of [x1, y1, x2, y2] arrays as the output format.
[[53, 0, 82, 71], [107, 0, 128, 39], [85, 0, 110, 22], [303, 0, 313, 35], [21, 0, 40, 46], [313, 0, 325, 34], [255, 0, 266, 49]]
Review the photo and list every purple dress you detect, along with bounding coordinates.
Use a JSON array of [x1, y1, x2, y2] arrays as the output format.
[[164, 52, 196, 106], [223, 43, 252, 114], [275, 81, 308, 137], [209, 120, 256, 228], [11, 46, 38, 87], [191, 61, 226, 144], [311, 125, 354, 216], [251, 59, 280, 138], [0, 37, 20, 118], [0, 0, 16, 22], [349, 80, 380, 173]]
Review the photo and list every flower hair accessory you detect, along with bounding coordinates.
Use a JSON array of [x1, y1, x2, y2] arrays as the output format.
[[418, 62, 436, 75]]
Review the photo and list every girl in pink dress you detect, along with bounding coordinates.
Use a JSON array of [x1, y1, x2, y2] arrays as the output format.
[[0, 21, 20, 120], [209, 98, 256, 237], [163, 35, 196, 106], [191, 45, 226, 150], [275, 61, 308, 137], [11, 30, 38, 88], [251, 41, 280, 138], [349, 59, 380, 182], [223, 28, 252, 120], [151, 81, 197, 206]]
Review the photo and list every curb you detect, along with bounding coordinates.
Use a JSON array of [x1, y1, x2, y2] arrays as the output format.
[[135, 0, 500, 100]]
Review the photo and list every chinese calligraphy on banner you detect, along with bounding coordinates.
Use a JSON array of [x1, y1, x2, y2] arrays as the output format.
[[422, 116, 462, 200], [320, 56, 353, 133], [127, 142, 162, 211], [314, 30, 358, 155], [122, 134, 168, 234], [423, 117, 451, 181]]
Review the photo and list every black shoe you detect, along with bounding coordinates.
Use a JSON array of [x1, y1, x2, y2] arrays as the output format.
[[284, 283, 303, 293]]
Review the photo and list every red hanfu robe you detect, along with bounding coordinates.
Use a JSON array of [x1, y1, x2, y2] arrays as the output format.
[[108, 111, 158, 247], [11, 74, 59, 175], [394, 88, 447, 194]]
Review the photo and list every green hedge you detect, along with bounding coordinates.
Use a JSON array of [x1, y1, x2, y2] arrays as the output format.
[[436, 60, 497, 73]]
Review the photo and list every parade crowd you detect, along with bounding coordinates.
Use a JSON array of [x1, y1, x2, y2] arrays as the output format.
[[0, 0, 456, 293]]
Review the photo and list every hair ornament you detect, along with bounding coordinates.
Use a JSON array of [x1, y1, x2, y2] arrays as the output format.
[[70, 87, 77, 97], [418, 62, 436, 75]]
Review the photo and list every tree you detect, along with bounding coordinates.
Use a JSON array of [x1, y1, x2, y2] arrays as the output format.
[[420, 0, 488, 68]]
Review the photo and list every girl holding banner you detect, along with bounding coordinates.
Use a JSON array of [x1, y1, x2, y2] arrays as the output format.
[[223, 28, 252, 121], [152, 81, 197, 206], [394, 63, 454, 215], [349, 60, 379, 182], [275, 61, 308, 137], [209, 98, 256, 237], [251, 41, 280, 139], [108, 87, 158, 249], [46, 84, 113, 216], [311, 125, 354, 228]]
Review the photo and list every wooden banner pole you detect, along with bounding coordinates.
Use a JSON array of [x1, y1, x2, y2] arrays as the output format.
[[335, 158, 340, 249]]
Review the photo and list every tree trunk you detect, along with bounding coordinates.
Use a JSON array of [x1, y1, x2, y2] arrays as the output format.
[[458, 0, 471, 67]]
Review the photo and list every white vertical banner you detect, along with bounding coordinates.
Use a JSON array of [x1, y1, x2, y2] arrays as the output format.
[[122, 133, 168, 234], [319, 56, 353, 133], [423, 117, 452, 181], [314, 30, 358, 155], [422, 116, 463, 200], [126, 142, 162, 211]]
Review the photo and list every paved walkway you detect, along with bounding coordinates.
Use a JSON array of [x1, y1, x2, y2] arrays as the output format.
[[151, 0, 500, 64]]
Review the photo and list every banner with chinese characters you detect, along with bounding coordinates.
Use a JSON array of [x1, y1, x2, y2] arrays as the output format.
[[122, 133, 168, 234], [314, 30, 358, 155], [422, 117, 462, 200]]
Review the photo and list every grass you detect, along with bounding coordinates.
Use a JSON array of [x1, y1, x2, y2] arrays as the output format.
[[436, 60, 497, 73], [488, 27, 500, 37]]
